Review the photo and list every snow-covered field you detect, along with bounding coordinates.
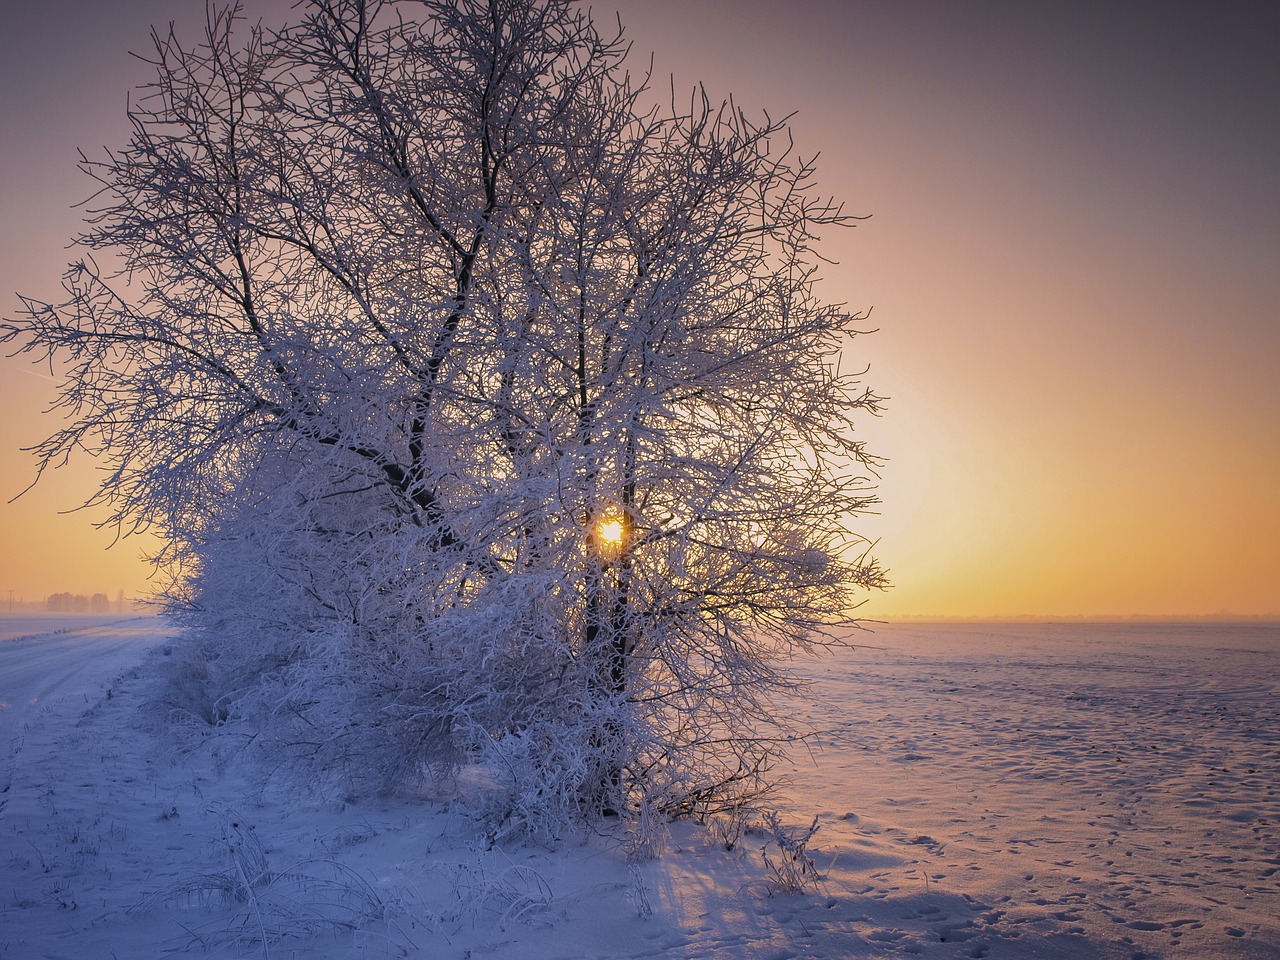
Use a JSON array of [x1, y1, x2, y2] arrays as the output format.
[[1, 617, 1276, 959]]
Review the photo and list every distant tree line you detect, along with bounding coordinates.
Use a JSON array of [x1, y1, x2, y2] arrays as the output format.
[[46, 592, 113, 613]]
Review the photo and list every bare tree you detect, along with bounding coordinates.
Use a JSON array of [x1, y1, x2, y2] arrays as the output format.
[[3, 0, 886, 838]]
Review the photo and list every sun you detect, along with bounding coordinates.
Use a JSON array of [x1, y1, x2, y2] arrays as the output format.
[[597, 516, 625, 548]]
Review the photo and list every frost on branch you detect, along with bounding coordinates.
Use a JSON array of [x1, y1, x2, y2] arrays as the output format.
[[2, 0, 887, 841]]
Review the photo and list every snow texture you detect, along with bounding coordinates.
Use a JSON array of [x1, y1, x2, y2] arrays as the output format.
[[1, 616, 1277, 959]]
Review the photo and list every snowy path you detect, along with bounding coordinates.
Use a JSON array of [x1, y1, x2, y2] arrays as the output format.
[[0, 617, 172, 809]]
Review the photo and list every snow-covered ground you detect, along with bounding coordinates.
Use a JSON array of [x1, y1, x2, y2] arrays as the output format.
[[1, 617, 1276, 959], [0, 615, 146, 645], [0, 616, 163, 798]]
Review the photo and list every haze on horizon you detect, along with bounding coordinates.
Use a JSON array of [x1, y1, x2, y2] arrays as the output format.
[[2, 0, 1277, 619]]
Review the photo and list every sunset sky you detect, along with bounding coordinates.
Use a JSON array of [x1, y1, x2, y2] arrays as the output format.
[[2, 1, 1277, 618]]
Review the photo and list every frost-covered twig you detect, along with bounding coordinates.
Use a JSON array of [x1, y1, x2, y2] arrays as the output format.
[[759, 812, 821, 895]]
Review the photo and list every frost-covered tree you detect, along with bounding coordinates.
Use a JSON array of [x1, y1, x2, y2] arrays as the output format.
[[3, 0, 886, 836]]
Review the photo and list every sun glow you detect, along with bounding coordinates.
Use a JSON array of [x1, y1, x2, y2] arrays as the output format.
[[596, 515, 626, 549]]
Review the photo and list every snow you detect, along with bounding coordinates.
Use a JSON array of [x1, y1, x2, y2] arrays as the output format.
[[1, 616, 1276, 959]]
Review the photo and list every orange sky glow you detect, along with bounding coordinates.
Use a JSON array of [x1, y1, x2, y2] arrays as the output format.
[[2, 0, 1278, 618]]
